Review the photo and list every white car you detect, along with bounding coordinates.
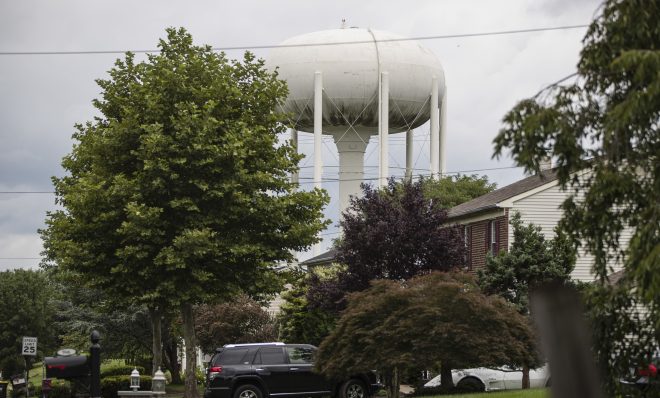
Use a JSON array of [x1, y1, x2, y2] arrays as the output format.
[[424, 365, 550, 392]]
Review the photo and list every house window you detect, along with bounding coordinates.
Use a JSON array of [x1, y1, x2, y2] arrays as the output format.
[[489, 220, 499, 254]]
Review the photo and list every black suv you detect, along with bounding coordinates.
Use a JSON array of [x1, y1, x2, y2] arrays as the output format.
[[204, 343, 380, 398]]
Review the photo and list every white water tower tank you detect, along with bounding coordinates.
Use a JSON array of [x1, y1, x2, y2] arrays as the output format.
[[267, 27, 447, 215]]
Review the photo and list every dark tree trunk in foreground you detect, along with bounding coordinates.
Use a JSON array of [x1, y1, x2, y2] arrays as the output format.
[[440, 362, 454, 391], [383, 367, 400, 398], [522, 365, 530, 389], [150, 307, 163, 375], [163, 325, 182, 384], [182, 303, 200, 398]]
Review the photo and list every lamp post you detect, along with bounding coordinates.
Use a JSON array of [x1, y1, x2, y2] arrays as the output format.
[[130, 369, 140, 391], [152, 367, 166, 395]]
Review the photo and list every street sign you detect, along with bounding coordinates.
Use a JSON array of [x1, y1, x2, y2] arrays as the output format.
[[22, 336, 37, 356]]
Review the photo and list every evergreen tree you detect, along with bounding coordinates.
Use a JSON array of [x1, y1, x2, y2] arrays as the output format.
[[478, 212, 575, 388], [492, 1, 659, 392]]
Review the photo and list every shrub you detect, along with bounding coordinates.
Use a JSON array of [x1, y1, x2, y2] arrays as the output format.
[[100, 375, 152, 398], [33, 382, 71, 398], [101, 365, 146, 378]]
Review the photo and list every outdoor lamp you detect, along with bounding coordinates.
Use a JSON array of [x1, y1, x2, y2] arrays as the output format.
[[130, 368, 140, 391], [152, 367, 166, 394]]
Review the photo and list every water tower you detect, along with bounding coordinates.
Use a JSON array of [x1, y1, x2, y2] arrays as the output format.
[[267, 27, 447, 214]]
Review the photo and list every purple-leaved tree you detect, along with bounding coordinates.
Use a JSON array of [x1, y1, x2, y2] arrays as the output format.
[[308, 178, 465, 313]]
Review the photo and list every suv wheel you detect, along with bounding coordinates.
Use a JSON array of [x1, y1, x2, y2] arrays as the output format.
[[234, 384, 263, 398], [340, 379, 367, 398]]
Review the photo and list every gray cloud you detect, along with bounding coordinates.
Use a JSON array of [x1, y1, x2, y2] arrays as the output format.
[[0, 0, 601, 267]]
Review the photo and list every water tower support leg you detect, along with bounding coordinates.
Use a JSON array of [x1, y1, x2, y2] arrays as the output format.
[[290, 128, 299, 185], [440, 86, 447, 176], [314, 72, 323, 190], [313, 72, 323, 256], [430, 76, 440, 179], [379, 71, 389, 188], [406, 129, 413, 182]]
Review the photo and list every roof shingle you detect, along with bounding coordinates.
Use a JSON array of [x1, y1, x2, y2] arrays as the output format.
[[447, 168, 559, 219]]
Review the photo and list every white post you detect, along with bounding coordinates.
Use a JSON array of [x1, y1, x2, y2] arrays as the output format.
[[290, 128, 299, 185], [314, 71, 323, 190], [313, 71, 323, 256], [406, 129, 413, 182], [379, 71, 389, 187], [430, 75, 440, 179], [439, 86, 447, 177]]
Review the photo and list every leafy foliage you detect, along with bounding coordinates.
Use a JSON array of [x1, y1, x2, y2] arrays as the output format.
[[41, 26, 328, 310], [308, 179, 464, 312], [39, 27, 329, 396], [277, 273, 335, 346], [478, 212, 576, 314], [100, 375, 152, 398], [492, 1, 659, 393], [315, 272, 535, 398], [493, 0, 658, 295], [0, 269, 57, 377], [52, 282, 152, 362], [421, 174, 496, 208], [194, 294, 277, 353]]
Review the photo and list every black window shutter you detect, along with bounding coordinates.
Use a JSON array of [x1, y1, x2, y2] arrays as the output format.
[[485, 221, 491, 253]]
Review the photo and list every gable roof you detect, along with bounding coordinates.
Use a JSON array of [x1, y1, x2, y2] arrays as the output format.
[[447, 168, 559, 219], [299, 248, 338, 267]]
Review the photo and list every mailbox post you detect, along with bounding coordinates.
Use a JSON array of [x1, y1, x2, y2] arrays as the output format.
[[90, 331, 101, 398]]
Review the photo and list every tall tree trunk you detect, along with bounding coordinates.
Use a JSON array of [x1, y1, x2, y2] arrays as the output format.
[[384, 367, 400, 398], [522, 365, 530, 389], [163, 324, 182, 385], [150, 306, 163, 376], [440, 362, 454, 392], [182, 302, 200, 398]]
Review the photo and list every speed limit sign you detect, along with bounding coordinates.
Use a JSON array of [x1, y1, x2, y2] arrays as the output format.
[[22, 336, 37, 356]]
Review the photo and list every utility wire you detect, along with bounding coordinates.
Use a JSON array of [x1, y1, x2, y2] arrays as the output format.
[[0, 25, 589, 56], [0, 165, 523, 194]]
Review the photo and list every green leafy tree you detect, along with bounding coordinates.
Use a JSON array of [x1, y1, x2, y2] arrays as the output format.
[[478, 212, 575, 388], [40, 28, 328, 397], [277, 275, 335, 346], [315, 272, 535, 398], [492, 1, 659, 393], [421, 174, 496, 208], [0, 269, 57, 378], [195, 294, 277, 353]]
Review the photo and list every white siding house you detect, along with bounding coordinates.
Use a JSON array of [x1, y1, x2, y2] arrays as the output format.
[[447, 168, 631, 282]]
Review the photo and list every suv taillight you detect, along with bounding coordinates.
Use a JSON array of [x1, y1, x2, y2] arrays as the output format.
[[209, 366, 223, 378], [638, 364, 657, 377]]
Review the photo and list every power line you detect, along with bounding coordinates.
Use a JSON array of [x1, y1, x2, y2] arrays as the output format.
[[0, 25, 589, 56], [0, 257, 41, 260], [0, 165, 523, 194]]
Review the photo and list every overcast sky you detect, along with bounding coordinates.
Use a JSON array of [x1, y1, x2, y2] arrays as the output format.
[[0, 0, 601, 270]]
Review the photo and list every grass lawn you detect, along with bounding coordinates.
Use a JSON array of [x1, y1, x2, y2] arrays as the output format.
[[421, 388, 548, 398]]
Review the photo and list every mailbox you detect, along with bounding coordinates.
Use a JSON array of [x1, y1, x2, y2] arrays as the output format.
[[44, 355, 89, 379]]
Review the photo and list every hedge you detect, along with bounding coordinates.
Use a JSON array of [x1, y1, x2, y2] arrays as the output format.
[[32, 383, 71, 398], [101, 375, 152, 398], [100, 365, 146, 378]]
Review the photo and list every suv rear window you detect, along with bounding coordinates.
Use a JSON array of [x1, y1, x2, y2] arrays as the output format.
[[212, 348, 249, 365], [254, 348, 285, 365], [286, 347, 315, 364]]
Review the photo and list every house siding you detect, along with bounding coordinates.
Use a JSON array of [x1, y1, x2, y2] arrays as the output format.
[[510, 183, 632, 282]]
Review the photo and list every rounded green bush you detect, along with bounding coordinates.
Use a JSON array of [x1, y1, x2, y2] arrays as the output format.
[[100, 375, 152, 398]]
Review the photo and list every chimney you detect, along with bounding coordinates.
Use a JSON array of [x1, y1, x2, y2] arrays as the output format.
[[539, 156, 553, 172]]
